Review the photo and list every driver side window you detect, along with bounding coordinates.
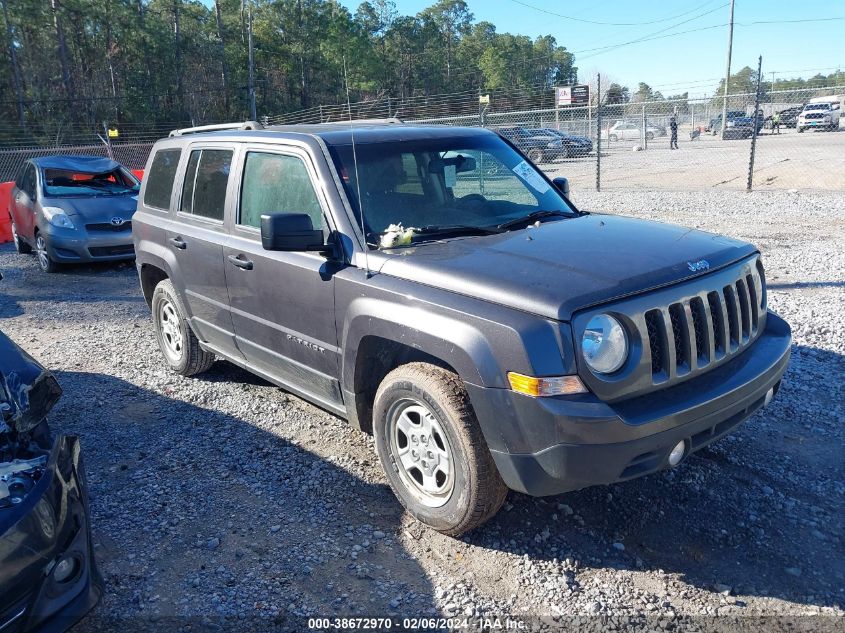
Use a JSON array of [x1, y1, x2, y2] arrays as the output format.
[[238, 151, 323, 231]]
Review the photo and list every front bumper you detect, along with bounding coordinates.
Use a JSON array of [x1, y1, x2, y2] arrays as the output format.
[[467, 312, 791, 496], [0, 434, 102, 633], [41, 223, 134, 263], [798, 119, 833, 127]]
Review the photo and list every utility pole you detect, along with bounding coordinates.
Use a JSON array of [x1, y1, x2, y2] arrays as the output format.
[[247, 0, 256, 120], [719, 0, 735, 140]]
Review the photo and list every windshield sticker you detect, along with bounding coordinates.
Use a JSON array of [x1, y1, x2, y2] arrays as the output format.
[[444, 164, 457, 188], [512, 161, 550, 193]]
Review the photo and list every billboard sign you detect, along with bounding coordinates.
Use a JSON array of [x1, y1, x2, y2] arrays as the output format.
[[555, 85, 590, 106]]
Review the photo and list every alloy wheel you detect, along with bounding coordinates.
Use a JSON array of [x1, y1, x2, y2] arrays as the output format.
[[35, 235, 50, 271]]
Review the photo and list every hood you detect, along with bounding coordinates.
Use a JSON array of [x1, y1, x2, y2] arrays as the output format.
[[42, 194, 138, 224], [0, 330, 62, 434], [376, 214, 756, 321]]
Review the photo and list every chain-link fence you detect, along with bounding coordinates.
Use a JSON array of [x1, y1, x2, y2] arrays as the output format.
[[269, 82, 845, 193], [2, 83, 843, 193]]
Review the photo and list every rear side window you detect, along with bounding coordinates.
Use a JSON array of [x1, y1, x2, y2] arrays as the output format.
[[143, 148, 181, 209], [180, 149, 233, 221], [238, 152, 322, 230]]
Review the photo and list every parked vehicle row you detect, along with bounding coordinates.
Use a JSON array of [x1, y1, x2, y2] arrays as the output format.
[[495, 126, 592, 162]]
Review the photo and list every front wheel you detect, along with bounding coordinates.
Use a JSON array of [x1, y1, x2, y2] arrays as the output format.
[[34, 234, 59, 273], [151, 279, 215, 376], [608, 134, 618, 142], [10, 218, 32, 254], [797, 127, 804, 133], [373, 363, 508, 536], [646, 131, 654, 141]]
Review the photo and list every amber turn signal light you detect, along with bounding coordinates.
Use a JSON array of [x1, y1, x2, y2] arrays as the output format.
[[507, 372, 588, 397]]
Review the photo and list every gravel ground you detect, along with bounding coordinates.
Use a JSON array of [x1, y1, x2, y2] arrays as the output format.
[[0, 189, 843, 632]]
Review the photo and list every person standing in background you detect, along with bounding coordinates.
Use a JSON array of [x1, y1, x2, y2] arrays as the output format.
[[669, 116, 679, 149], [772, 111, 781, 134]]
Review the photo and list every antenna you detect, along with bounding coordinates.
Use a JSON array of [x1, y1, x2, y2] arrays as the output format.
[[344, 56, 370, 278]]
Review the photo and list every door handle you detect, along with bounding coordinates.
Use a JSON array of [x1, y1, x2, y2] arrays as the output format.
[[168, 236, 187, 250], [227, 254, 254, 270]]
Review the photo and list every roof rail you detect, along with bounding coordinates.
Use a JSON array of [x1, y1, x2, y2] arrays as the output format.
[[316, 117, 405, 126], [168, 120, 264, 137]]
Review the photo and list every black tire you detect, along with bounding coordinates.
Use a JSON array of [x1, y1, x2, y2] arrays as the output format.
[[151, 279, 215, 376], [10, 218, 31, 254], [526, 148, 544, 164], [34, 233, 59, 273], [373, 362, 508, 536], [609, 134, 618, 142], [646, 131, 654, 141], [797, 127, 804, 133]]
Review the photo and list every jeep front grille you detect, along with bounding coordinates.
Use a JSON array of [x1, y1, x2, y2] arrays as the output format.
[[573, 255, 767, 402], [643, 263, 765, 383]]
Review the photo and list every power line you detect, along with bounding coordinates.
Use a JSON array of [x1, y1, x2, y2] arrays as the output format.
[[506, 0, 724, 27]]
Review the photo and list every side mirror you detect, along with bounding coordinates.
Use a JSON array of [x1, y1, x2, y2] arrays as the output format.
[[553, 177, 570, 198], [260, 213, 325, 252]]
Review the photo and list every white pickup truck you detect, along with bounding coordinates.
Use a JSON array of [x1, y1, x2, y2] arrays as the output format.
[[796, 96, 842, 132]]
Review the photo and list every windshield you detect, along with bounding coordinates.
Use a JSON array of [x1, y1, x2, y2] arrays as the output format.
[[327, 135, 577, 248], [42, 166, 140, 197]]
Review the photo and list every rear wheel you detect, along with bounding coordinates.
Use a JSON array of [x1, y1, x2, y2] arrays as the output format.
[[152, 279, 215, 376], [646, 131, 654, 141], [10, 218, 31, 254], [608, 134, 618, 142], [526, 148, 544, 163], [373, 363, 508, 536], [34, 233, 59, 273]]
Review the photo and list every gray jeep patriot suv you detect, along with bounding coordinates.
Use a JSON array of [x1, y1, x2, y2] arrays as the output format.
[[133, 120, 791, 536]]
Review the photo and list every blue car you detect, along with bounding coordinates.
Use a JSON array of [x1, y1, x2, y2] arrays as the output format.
[[9, 156, 140, 273]]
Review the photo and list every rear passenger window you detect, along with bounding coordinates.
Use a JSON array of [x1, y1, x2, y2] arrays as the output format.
[[238, 152, 323, 230], [180, 149, 232, 221], [143, 148, 181, 209]]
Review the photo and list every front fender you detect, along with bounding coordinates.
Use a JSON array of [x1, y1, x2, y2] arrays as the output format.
[[340, 296, 506, 392]]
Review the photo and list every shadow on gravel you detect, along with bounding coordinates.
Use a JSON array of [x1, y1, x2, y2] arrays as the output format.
[[466, 344, 843, 610], [0, 247, 143, 317], [768, 281, 845, 290], [52, 370, 437, 631]]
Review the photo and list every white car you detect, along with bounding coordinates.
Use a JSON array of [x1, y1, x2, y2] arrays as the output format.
[[797, 101, 840, 132], [601, 122, 662, 142]]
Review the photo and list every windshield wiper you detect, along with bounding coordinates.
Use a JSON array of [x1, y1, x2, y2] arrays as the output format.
[[414, 224, 501, 238], [496, 210, 572, 231]]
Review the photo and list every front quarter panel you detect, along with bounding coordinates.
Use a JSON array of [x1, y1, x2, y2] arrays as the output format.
[[336, 265, 577, 400]]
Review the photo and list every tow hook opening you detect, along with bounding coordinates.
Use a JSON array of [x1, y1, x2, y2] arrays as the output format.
[[668, 439, 689, 468]]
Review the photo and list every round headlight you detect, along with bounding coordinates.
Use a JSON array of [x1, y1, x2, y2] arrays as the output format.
[[581, 314, 628, 374]]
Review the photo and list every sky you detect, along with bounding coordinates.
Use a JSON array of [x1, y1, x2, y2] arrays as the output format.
[[337, 0, 845, 97]]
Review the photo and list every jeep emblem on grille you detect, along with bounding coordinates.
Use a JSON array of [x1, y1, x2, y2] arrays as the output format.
[[687, 259, 710, 272], [110, 216, 125, 226]]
